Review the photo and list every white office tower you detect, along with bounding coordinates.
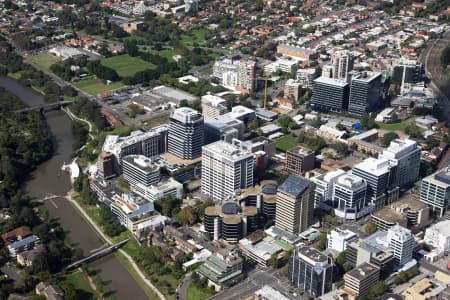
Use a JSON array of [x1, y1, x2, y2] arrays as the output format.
[[332, 174, 370, 220], [184, 0, 199, 12], [331, 50, 354, 81], [201, 94, 227, 119], [352, 158, 398, 210], [380, 139, 421, 189], [327, 228, 358, 252], [122, 155, 160, 187], [419, 168, 450, 218], [168, 107, 204, 160], [311, 169, 346, 209], [201, 140, 254, 202], [386, 225, 416, 268]]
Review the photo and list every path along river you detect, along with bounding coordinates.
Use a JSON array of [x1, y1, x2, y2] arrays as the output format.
[[0, 77, 149, 300]]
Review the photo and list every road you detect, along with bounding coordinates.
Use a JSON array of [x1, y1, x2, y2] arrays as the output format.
[[419, 258, 450, 275], [178, 273, 192, 300], [209, 268, 295, 300], [180, 226, 217, 253]]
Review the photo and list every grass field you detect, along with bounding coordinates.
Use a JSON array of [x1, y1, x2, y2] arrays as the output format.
[[101, 54, 155, 77], [275, 134, 298, 152], [378, 122, 408, 132], [181, 28, 211, 46], [187, 283, 216, 300], [31, 53, 59, 73], [159, 49, 177, 62], [64, 270, 95, 299], [73, 76, 124, 95]]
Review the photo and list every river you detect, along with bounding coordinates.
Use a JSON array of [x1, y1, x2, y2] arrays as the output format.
[[0, 77, 149, 300]]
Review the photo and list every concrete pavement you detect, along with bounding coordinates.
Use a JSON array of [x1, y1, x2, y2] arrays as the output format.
[[178, 273, 192, 300]]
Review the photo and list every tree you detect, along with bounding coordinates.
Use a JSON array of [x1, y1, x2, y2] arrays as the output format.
[[175, 207, 196, 225], [269, 253, 278, 268], [365, 221, 378, 235], [278, 115, 296, 129], [382, 132, 399, 146], [360, 114, 379, 130], [154, 195, 181, 217], [441, 46, 450, 68], [368, 282, 387, 299], [405, 124, 422, 139], [248, 118, 260, 131], [316, 233, 327, 251], [332, 143, 348, 156], [425, 136, 439, 149], [124, 39, 139, 57]]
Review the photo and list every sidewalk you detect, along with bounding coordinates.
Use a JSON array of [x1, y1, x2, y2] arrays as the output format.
[[65, 191, 166, 300]]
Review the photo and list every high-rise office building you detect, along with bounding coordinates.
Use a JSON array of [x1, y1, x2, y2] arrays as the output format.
[[346, 235, 394, 278], [201, 140, 254, 202], [419, 168, 450, 218], [311, 169, 346, 209], [327, 228, 358, 252], [97, 152, 115, 180], [342, 263, 380, 299], [102, 126, 168, 170], [331, 50, 354, 81], [332, 174, 369, 220], [380, 139, 421, 189], [348, 72, 382, 116], [275, 175, 314, 234], [284, 146, 315, 176], [168, 107, 204, 160], [288, 247, 333, 297], [311, 77, 349, 113], [352, 158, 398, 210], [386, 225, 416, 268], [122, 155, 160, 187]]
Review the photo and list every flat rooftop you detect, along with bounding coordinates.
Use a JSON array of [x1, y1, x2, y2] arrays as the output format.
[[123, 155, 159, 173], [314, 76, 348, 87], [202, 141, 253, 162], [298, 246, 329, 263], [352, 71, 381, 83], [353, 157, 392, 176], [278, 175, 310, 198], [161, 152, 202, 166], [287, 145, 314, 156], [345, 262, 379, 280]]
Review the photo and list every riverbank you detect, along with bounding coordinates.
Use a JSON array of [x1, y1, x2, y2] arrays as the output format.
[[0, 76, 151, 300], [66, 190, 165, 300]]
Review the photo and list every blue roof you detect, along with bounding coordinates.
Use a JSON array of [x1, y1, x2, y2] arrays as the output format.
[[8, 235, 40, 250], [279, 175, 310, 198]]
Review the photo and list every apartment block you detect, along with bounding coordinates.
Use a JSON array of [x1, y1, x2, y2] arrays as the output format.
[[201, 140, 254, 202], [284, 146, 315, 176]]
